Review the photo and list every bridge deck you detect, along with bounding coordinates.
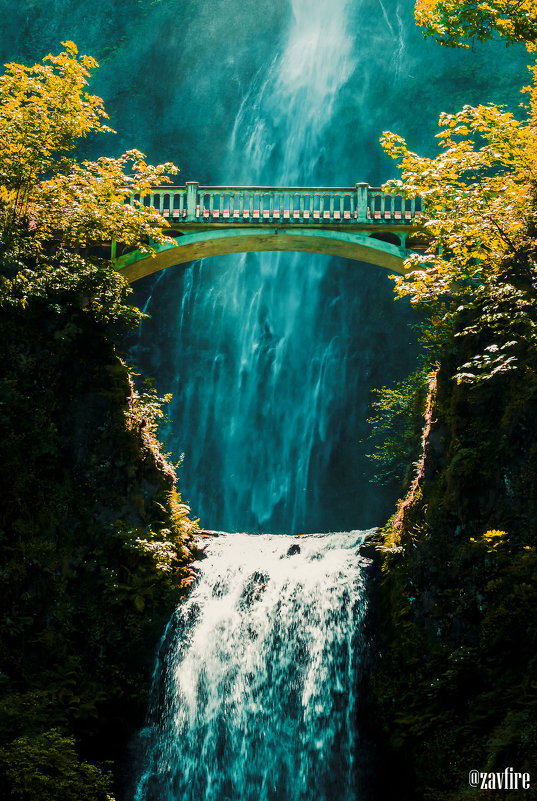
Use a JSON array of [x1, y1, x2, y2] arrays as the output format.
[[159, 208, 418, 222]]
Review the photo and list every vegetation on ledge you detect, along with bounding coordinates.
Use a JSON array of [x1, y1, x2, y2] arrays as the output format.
[[367, 2, 537, 799], [0, 45, 199, 801]]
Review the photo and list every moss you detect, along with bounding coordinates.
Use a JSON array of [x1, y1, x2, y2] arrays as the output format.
[[0, 254, 200, 800], [368, 327, 537, 800]]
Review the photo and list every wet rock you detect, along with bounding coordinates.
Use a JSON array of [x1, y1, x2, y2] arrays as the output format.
[[238, 571, 269, 609]]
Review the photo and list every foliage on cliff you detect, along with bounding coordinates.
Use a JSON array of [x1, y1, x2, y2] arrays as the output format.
[[0, 40, 177, 254], [415, 0, 537, 49], [368, 3, 537, 800], [370, 346, 537, 800], [0, 46, 198, 801], [366, 366, 430, 485]]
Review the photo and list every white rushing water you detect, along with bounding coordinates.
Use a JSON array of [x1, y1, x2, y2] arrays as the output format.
[[228, 0, 356, 182], [133, 530, 372, 801]]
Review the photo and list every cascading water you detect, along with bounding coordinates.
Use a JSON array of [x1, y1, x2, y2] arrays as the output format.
[[109, 3, 529, 798], [0, 5, 529, 801], [140, 0, 416, 535], [130, 9, 405, 793], [133, 531, 372, 801]]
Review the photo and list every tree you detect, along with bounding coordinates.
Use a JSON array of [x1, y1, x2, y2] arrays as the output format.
[[380, 6, 537, 384], [0, 45, 197, 801], [415, 0, 537, 48], [369, 9, 537, 800], [0, 40, 177, 255]]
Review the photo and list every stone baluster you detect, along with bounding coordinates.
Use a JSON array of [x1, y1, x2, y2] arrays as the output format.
[[306, 193, 311, 219]]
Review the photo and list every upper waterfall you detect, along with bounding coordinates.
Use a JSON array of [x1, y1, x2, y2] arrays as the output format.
[[132, 0, 422, 535], [229, 0, 356, 184]]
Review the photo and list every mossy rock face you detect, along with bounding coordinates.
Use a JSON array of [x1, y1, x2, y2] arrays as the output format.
[[0, 257, 199, 800], [368, 332, 537, 801], [0, 731, 112, 801]]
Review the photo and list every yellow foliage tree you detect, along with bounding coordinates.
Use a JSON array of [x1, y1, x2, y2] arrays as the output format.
[[382, 100, 535, 302], [0, 41, 177, 254], [415, 0, 537, 48], [381, 1, 537, 384]]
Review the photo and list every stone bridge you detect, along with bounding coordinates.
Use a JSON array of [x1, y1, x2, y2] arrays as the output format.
[[114, 182, 425, 282]]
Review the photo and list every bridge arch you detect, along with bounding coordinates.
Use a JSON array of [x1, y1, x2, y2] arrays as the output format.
[[115, 227, 411, 283]]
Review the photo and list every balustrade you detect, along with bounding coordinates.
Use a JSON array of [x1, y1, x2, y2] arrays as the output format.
[[129, 183, 421, 225]]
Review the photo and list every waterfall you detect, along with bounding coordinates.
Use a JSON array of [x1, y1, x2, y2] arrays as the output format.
[[130, 8, 408, 788], [152, 0, 408, 535], [130, 8, 409, 789], [228, 0, 355, 184], [133, 531, 372, 801], [121, 4, 528, 798]]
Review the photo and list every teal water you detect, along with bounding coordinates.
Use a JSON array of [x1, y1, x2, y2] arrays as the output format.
[[122, 0, 526, 534], [138, 0, 407, 535]]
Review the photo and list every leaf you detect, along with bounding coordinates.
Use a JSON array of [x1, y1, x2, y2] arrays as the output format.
[[133, 595, 145, 613]]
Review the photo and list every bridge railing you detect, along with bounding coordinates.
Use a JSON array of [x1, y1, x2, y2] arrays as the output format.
[[129, 183, 421, 224]]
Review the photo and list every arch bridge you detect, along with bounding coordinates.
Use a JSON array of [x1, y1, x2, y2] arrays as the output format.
[[114, 181, 425, 282]]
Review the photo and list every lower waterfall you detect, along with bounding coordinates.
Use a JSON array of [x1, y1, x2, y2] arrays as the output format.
[[133, 531, 373, 801]]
